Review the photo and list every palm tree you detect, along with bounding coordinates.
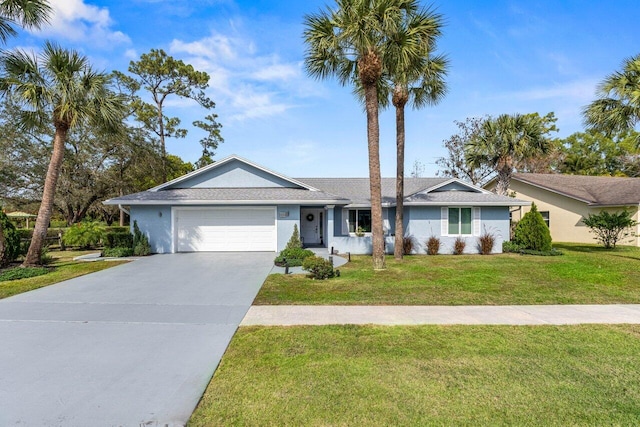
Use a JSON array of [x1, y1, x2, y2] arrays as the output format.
[[304, 0, 413, 270], [385, 6, 447, 259], [584, 54, 640, 147], [0, 0, 51, 43], [0, 42, 126, 266], [465, 114, 548, 196]]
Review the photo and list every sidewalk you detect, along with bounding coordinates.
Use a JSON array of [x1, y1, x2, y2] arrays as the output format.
[[241, 304, 640, 326]]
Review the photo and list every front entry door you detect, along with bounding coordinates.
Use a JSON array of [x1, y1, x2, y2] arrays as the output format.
[[300, 209, 322, 245]]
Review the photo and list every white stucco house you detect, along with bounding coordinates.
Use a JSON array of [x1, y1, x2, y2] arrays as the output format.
[[104, 155, 529, 254]]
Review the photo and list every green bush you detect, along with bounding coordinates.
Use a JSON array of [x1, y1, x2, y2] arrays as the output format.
[[426, 236, 440, 255], [502, 240, 523, 253], [102, 247, 134, 257], [132, 221, 151, 256], [1, 210, 22, 266], [513, 203, 552, 252], [582, 210, 638, 249], [0, 266, 50, 282], [274, 247, 315, 267], [285, 224, 302, 250], [62, 221, 104, 249], [302, 256, 335, 280], [104, 230, 133, 249]]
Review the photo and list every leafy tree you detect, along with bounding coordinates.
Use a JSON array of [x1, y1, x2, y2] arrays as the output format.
[[465, 113, 553, 195], [0, 0, 51, 43], [116, 49, 220, 181], [0, 208, 21, 267], [513, 203, 552, 252], [584, 54, 640, 148], [582, 210, 637, 249], [304, 0, 414, 270], [436, 117, 493, 185], [384, 4, 447, 260], [193, 113, 223, 168], [0, 42, 127, 266]]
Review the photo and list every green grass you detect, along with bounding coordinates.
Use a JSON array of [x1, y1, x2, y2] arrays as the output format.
[[0, 250, 127, 299], [189, 324, 640, 426], [255, 243, 640, 305]]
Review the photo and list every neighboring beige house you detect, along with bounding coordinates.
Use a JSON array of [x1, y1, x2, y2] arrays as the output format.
[[486, 174, 640, 247]]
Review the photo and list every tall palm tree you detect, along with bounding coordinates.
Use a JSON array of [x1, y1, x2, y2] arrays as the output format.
[[304, 0, 413, 270], [0, 0, 51, 43], [584, 54, 640, 148], [0, 42, 126, 266], [0, 0, 51, 264], [465, 114, 548, 196], [385, 5, 447, 259]]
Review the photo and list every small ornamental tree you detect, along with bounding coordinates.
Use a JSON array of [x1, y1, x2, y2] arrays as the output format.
[[513, 203, 552, 251], [286, 224, 302, 250], [582, 210, 637, 249], [0, 210, 21, 267]]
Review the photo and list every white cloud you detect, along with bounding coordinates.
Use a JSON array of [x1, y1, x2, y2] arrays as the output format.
[[509, 79, 598, 102], [33, 0, 130, 48], [169, 31, 320, 122]]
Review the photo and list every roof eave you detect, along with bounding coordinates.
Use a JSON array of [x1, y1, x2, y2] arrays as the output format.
[[103, 199, 348, 206]]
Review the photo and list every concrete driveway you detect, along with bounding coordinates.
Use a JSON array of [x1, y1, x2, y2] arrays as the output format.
[[0, 252, 274, 427]]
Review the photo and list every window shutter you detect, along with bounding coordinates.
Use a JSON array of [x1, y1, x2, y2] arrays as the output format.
[[441, 207, 448, 236], [342, 208, 349, 235], [473, 207, 481, 236]]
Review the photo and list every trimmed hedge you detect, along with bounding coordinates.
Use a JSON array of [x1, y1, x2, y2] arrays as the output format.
[[274, 247, 315, 267], [104, 231, 133, 249]]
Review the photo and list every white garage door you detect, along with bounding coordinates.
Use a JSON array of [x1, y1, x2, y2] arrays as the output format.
[[175, 208, 276, 252]]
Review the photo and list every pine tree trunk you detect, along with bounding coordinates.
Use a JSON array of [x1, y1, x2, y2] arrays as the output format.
[[364, 83, 385, 270], [394, 102, 406, 260], [158, 102, 167, 182], [23, 126, 68, 266]]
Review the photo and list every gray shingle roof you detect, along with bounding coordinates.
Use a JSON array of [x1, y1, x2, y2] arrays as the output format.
[[406, 191, 529, 205], [297, 178, 449, 205], [105, 188, 348, 205], [513, 173, 640, 206]]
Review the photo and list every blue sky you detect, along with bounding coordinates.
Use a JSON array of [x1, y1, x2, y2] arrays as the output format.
[[8, 0, 640, 177]]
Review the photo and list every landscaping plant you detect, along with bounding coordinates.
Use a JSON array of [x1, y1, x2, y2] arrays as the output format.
[[132, 221, 151, 256], [285, 224, 302, 250], [513, 203, 552, 251], [302, 256, 335, 280], [582, 210, 637, 249], [453, 236, 466, 255], [502, 240, 523, 253], [274, 247, 315, 267], [402, 235, 416, 255], [426, 236, 440, 255], [477, 231, 495, 255], [0, 210, 21, 267], [61, 221, 104, 249]]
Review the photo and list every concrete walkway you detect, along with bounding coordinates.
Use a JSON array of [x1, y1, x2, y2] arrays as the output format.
[[0, 252, 274, 427], [242, 304, 640, 326]]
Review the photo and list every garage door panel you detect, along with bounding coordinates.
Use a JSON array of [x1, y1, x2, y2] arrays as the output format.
[[176, 208, 275, 252]]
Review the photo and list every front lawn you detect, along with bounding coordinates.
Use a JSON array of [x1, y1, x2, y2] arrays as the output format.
[[0, 250, 128, 299], [190, 324, 640, 426], [255, 244, 640, 305]]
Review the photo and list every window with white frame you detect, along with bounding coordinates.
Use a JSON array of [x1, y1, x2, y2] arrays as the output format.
[[448, 207, 472, 235], [348, 209, 372, 233], [540, 211, 550, 228]]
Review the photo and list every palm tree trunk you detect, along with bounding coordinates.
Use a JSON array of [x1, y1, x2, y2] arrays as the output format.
[[364, 83, 385, 270], [495, 160, 513, 196], [394, 102, 406, 260], [23, 126, 67, 266]]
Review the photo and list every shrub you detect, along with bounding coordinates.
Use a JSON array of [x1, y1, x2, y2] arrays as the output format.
[[0, 267, 50, 282], [513, 203, 552, 252], [285, 224, 302, 250], [39, 247, 54, 265], [453, 237, 466, 255], [582, 210, 638, 249], [302, 256, 334, 280], [104, 230, 133, 249], [478, 232, 495, 255], [1, 210, 22, 266], [62, 221, 104, 249], [132, 221, 151, 256], [426, 236, 440, 255], [502, 240, 523, 253], [402, 235, 416, 255], [274, 247, 315, 267], [102, 247, 134, 258]]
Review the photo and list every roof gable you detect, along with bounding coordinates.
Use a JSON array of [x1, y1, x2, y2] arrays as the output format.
[[152, 155, 316, 191]]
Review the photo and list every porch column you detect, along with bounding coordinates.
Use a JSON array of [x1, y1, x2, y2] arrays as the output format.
[[326, 205, 335, 252]]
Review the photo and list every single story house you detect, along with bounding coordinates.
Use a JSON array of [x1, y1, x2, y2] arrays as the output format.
[[104, 155, 529, 254], [486, 173, 640, 247]]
